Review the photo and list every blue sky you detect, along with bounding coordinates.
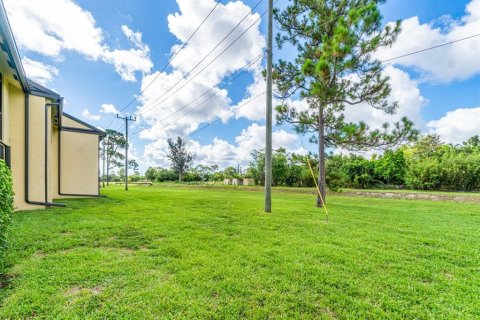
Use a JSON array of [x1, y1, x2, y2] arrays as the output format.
[[5, 0, 480, 171]]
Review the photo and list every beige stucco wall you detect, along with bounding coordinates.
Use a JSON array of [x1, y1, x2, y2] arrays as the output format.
[[28, 95, 52, 204], [62, 115, 91, 130], [54, 129, 100, 197], [1, 75, 10, 142], [3, 77, 100, 209], [7, 83, 50, 210]]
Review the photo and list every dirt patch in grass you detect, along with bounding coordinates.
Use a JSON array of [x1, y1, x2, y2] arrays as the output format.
[[66, 286, 104, 296], [169, 184, 480, 203], [0, 274, 15, 289], [340, 190, 480, 203]]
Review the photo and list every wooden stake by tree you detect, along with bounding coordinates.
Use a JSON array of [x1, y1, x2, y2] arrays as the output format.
[[273, 0, 418, 207]]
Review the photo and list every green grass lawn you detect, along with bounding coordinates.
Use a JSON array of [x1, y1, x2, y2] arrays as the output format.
[[1, 184, 479, 319]]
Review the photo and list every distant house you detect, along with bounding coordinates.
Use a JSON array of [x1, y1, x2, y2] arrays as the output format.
[[0, 3, 104, 210], [223, 178, 254, 186], [242, 178, 253, 186]]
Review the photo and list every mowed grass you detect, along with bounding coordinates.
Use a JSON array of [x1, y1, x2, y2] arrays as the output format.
[[1, 185, 479, 319]]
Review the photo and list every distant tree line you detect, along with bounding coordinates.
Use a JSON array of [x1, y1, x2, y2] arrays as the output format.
[[142, 134, 480, 192], [140, 134, 480, 192], [247, 135, 480, 192], [144, 164, 245, 183]]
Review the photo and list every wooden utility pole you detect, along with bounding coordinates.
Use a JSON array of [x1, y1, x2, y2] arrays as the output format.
[[265, 0, 273, 213], [117, 114, 136, 191]]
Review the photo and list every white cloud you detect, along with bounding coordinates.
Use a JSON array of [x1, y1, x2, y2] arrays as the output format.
[[121, 25, 147, 50], [427, 107, 480, 144], [4, 0, 153, 82], [103, 25, 153, 82], [344, 65, 426, 129], [137, 0, 265, 140], [21, 57, 59, 85], [237, 65, 427, 135], [232, 67, 268, 121], [100, 103, 119, 114], [81, 109, 101, 121], [376, 0, 480, 82], [143, 123, 299, 168]]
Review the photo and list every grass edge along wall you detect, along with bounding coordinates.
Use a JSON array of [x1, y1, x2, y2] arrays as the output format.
[[0, 2, 104, 210]]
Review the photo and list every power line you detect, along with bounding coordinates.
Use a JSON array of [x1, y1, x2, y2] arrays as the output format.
[[381, 33, 480, 63], [116, 114, 137, 191], [113, 33, 480, 134], [105, 0, 223, 128], [146, 53, 264, 127], [137, 0, 267, 117], [189, 92, 266, 137], [120, 10, 480, 146], [130, 52, 264, 136], [119, 0, 222, 112]]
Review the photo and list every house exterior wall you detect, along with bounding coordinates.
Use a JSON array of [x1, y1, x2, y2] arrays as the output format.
[[0, 1, 101, 210], [52, 117, 100, 198], [6, 80, 29, 210], [3, 82, 101, 210], [6, 82, 52, 210], [62, 116, 91, 130], [28, 94, 52, 204]]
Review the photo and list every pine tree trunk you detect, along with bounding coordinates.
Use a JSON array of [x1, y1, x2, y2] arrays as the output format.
[[317, 107, 327, 207]]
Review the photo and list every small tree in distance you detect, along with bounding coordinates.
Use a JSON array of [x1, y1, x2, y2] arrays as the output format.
[[102, 129, 127, 185], [145, 167, 158, 182], [167, 136, 194, 182]]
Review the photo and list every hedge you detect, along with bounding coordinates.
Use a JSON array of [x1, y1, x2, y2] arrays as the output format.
[[0, 159, 13, 271]]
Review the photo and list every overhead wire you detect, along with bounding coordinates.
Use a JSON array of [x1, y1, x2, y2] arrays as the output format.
[[381, 33, 480, 63], [130, 51, 265, 135], [105, 0, 224, 129], [111, 32, 480, 135], [114, 12, 480, 174], [137, 0, 267, 117], [188, 91, 266, 137]]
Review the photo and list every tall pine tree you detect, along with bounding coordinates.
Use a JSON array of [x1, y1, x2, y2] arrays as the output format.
[[274, 0, 418, 206]]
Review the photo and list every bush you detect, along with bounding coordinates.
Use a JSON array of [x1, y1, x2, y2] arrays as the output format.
[[0, 160, 13, 271], [374, 149, 407, 185], [405, 158, 442, 190], [342, 157, 376, 189], [129, 174, 143, 182], [439, 153, 480, 191], [405, 153, 480, 191]]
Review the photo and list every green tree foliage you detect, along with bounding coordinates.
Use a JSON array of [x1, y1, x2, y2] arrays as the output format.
[[156, 168, 178, 182], [274, 0, 418, 206], [403, 135, 480, 191], [167, 137, 194, 182], [143, 135, 480, 192], [248, 149, 316, 187], [342, 155, 376, 188], [193, 164, 219, 181], [0, 160, 13, 272], [102, 130, 126, 185], [128, 160, 139, 175], [145, 167, 158, 182], [223, 166, 240, 179], [374, 149, 406, 185]]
